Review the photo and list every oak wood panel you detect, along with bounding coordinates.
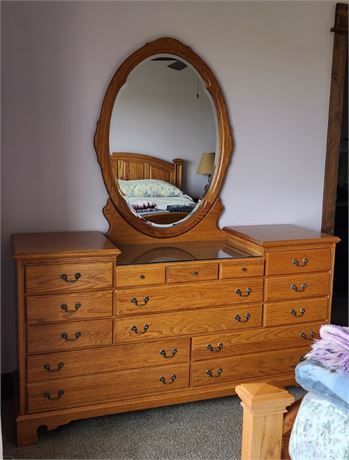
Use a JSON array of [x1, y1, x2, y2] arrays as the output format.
[[115, 305, 262, 342], [27, 338, 190, 382], [264, 298, 328, 327], [27, 319, 113, 354], [26, 291, 113, 324], [266, 248, 331, 275], [220, 259, 264, 278], [27, 363, 190, 413], [264, 272, 330, 301], [116, 278, 263, 316], [115, 264, 165, 287], [166, 262, 219, 283]]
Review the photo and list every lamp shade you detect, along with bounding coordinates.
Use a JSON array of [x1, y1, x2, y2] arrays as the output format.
[[197, 152, 215, 175]]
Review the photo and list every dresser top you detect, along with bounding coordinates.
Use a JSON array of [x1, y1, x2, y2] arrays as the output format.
[[12, 231, 120, 260]]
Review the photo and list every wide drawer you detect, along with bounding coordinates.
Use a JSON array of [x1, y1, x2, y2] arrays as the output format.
[[27, 319, 113, 354], [116, 264, 165, 288], [25, 261, 114, 294], [26, 291, 113, 324], [264, 272, 329, 301], [220, 259, 264, 278], [115, 304, 262, 342], [191, 347, 309, 387], [166, 262, 219, 284], [116, 278, 263, 316], [264, 297, 328, 326], [27, 363, 189, 412], [27, 338, 190, 382], [266, 248, 331, 275], [191, 322, 322, 361]]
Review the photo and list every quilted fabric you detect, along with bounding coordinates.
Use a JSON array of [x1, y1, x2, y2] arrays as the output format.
[[118, 179, 184, 197]]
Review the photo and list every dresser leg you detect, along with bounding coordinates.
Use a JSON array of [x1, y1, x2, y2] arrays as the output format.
[[16, 419, 40, 446]]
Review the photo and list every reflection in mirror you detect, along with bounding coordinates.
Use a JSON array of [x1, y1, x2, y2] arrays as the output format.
[[109, 55, 217, 227]]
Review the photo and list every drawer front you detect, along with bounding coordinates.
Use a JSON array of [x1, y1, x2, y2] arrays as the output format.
[[116, 265, 165, 288], [26, 291, 113, 324], [27, 363, 189, 412], [220, 259, 264, 279], [166, 262, 219, 284], [264, 272, 329, 301], [25, 261, 114, 294], [27, 319, 113, 354], [115, 305, 262, 342], [264, 298, 328, 326], [191, 347, 309, 387], [116, 278, 263, 316], [266, 248, 331, 275], [192, 322, 322, 361], [27, 338, 190, 382]]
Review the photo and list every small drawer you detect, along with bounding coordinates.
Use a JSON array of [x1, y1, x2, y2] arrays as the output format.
[[116, 265, 165, 288], [27, 363, 190, 413], [266, 248, 331, 275], [25, 261, 113, 294], [220, 259, 264, 278], [26, 291, 113, 324], [166, 262, 218, 284], [264, 298, 328, 326], [27, 338, 190, 382], [264, 272, 329, 301], [27, 319, 113, 354]]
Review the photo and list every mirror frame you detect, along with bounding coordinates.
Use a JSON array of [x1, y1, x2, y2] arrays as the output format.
[[94, 37, 233, 238]]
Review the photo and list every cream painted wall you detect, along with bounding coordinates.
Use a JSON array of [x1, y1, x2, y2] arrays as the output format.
[[1, 1, 334, 372]]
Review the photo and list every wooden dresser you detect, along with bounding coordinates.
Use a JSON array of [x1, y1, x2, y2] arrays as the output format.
[[12, 225, 339, 445]]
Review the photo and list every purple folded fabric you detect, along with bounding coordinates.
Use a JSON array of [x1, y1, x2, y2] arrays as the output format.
[[305, 324, 349, 373], [131, 200, 158, 211]]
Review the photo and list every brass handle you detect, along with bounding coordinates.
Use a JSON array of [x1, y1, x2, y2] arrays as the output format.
[[43, 362, 64, 372], [192, 271, 199, 276], [61, 303, 81, 313], [291, 283, 307, 292], [241, 267, 248, 272], [160, 348, 177, 358], [235, 288, 251, 297], [131, 296, 150, 307], [207, 368, 223, 378], [139, 274, 145, 279], [235, 313, 251, 323], [207, 343, 224, 353], [44, 390, 64, 400], [300, 330, 316, 340], [290, 308, 305, 317], [159, 375, 176, 384], [61, 273, 81, 283], [292, 257, 309, 267], [61, 331, 81, 341], [131, 324, 149, 335]]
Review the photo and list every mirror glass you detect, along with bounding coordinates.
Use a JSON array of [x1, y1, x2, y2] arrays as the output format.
[[109, 54, 217, 227]]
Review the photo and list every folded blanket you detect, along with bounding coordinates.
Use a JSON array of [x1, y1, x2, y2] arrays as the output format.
[[130, 200, 158, 211], [166, 204, 195, 213]]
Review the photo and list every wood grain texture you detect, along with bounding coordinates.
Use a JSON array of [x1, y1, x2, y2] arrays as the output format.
[[264, 272, 330, 301], [220, 258, 264, 278], [116, 264, 165, 287], [266, 248, 331, 275], [264, 297, 328, 326], [166, 262, 218, 283]]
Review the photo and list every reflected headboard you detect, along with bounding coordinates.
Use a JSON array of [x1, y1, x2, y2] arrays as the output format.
[[110, 153, 183, 189]]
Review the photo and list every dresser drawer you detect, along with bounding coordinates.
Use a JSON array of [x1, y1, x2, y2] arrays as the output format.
[[264, 272, 329, 301], [27, 319, 113, 354], [264, 298, 328, 326], [27, 363, 190, 412], [25, 261, 114, 294], [166, 262, 218, 284], [115, 305, 262, 342], [27, 338, 190, 382], [266, 248, 331, 275], [220, 259, 264, 278], [116, 278, 263, 315], [116, 264, 165, 288], [26, 291, 113, 324], [192, 323, 322, 361], [191, 347, 309, 387]]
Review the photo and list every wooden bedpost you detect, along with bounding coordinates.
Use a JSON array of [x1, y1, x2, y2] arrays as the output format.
[[236, 383, 295, 460]]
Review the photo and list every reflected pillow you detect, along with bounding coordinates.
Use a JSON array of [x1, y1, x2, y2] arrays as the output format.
[[118, 179, 184, 197]]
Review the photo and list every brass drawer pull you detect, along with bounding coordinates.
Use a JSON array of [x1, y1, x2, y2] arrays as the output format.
[[44, 390, 64, 400], [160, 348, 177, 358], [192, 271, 199, 276], [207, 368, 223, 378], [241, 267, 248, 272], [207, 343, 224, 353], [291, 283, 307, 292], [61, 331, 81, 341], [235, 288, 251, 297], [43, 362, 64, 372], [61, 302, 81, 313], [235, 313, 251, 323], [300, 330, 315, 340], [292, 257, 309, 267], [61, 273, 81, 283], [139, 274, 145, 279], [131, 296, 150, 307], [159, 375, 176, 384], [131, 324, 149, 335], [290, 308, 305, 317]]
